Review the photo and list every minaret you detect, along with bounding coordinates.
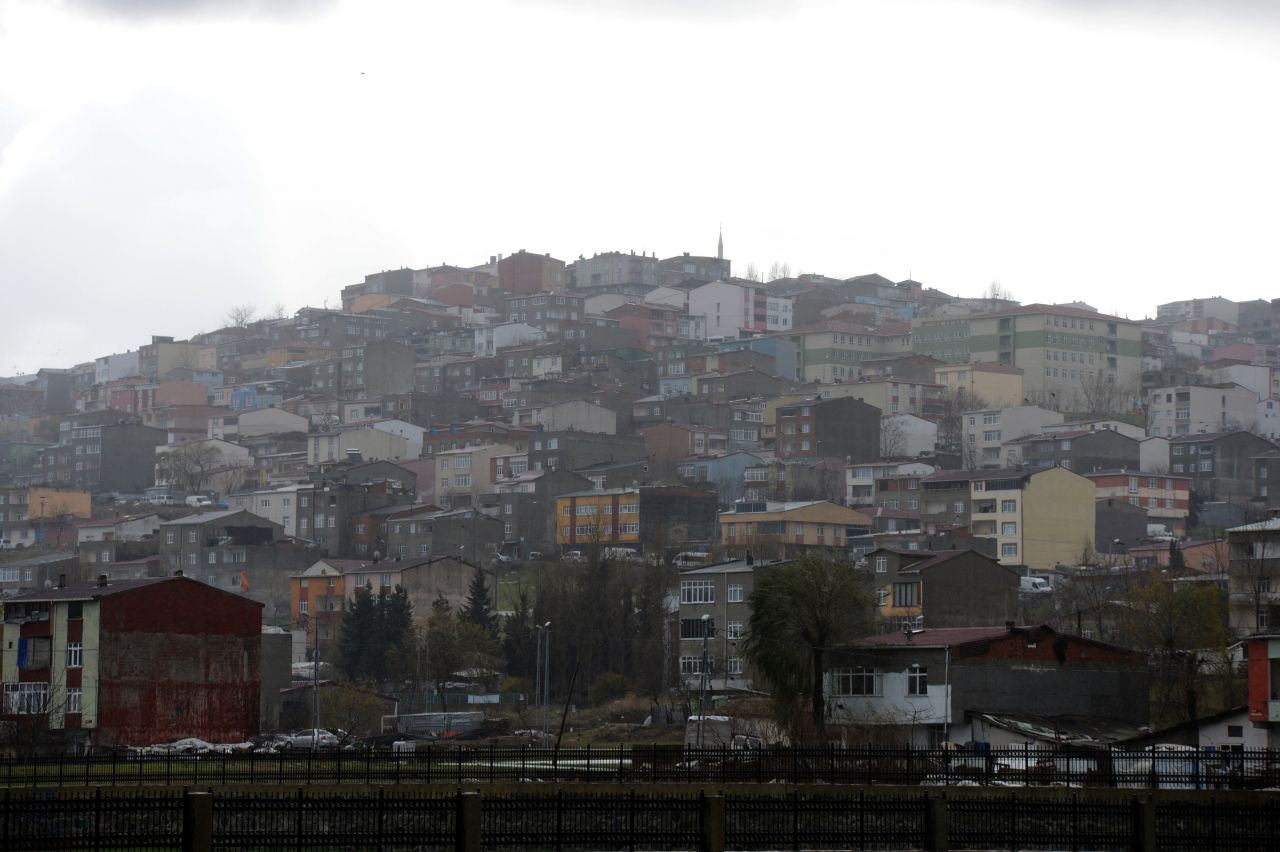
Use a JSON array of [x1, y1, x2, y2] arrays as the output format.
[[717, 225, 723, 260]]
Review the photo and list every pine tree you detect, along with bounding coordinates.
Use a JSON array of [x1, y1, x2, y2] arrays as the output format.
[[336, 585, 378, 681], [464, 565, 494, 634]]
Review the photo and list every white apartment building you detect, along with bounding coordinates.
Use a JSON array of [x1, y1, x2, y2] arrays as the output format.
[[961, 405, 1065, 468], [1146, 383, 1258, 437]]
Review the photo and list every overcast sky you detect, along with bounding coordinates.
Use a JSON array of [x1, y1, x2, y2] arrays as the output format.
[[2, 0, 1278, 376]]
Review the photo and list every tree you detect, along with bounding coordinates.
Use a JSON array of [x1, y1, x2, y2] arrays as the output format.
[[463, 565, 495, 634], [336, 585, 379, 680], [224, 304, 257, 327], [743, 555, 875, 742], [424, 595, 498, 710], [334, 584, 414, 684], [880, 414, 908, 458], [768, 261, 791, 281], [156, 442, 224, 494], [935, 388, 988, 468]]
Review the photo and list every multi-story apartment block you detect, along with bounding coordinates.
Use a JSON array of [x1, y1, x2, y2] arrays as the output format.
[[39, 421, 167, 495], [568, 251, 661, 292], [933, 362, 1025, 408], [920, 467, 1095, 567], [1166, 431, 1278, 502], [960, 405, 1065, 468], [688, 280, 793, 339], [1, 575, 262, 751], [1005, 428, 1140, 473], [784, 322, 913, 383], [1084, 471, 1191, 535], [434, 444, 517, 508], [675, 558, 767, 692], [505, 292, 584, 333], [864, 547, 1019, 633], [555, 488, 643, 552], [1146, 383, 1259, 437], [774, 396, 881, 462], [913, 304, 1142, 410], [846, 461, 938, 507], [339, 340, 415, 400], [718, 500, 871, 557], [1156, 297, 1240, 325], [496, 250, 566, 295], [1226, 517, 1280, 635]]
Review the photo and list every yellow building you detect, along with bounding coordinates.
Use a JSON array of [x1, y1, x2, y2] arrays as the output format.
[[25, 487, 93, 520], [719, 500, 871, 557], [555, 489, 642, 550], [960, 466, 1095, 568], [934, 362, 1025, 408]]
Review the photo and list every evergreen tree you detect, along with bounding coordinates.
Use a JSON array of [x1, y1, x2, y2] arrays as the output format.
[[464, 565, 495, 634], [336, 585, 378, 681], [502, 588, 535, 679], [1168, 538, 1186, 571]]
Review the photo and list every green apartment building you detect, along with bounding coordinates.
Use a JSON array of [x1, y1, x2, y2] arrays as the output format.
[[913, 304, 1141, 411]]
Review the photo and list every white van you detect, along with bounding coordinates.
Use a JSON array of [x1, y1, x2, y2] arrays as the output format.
[[185, 496, 214, 508], [673, 552, 711, 569]]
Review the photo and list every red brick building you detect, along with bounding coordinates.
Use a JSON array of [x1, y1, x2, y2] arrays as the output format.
[[2, 575, 262, 752]]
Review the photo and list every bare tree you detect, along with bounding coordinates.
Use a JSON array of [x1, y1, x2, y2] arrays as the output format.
[[155, 442, 225, 494], [880, 414, 907, 458], [224, 304, 257, 328], [743, 262, 761, 283], [767, 261, 792, 281]]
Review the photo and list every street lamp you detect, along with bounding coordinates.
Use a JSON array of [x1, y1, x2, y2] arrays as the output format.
[[534, 621, 551, 742], [698, 613, 711, 748]]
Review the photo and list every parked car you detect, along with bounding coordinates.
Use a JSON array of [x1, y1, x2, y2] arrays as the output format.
[[282, 729, 339, 750], [185, 495, 214, 508]]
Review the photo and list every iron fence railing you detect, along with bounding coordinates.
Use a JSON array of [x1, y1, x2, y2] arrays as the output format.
[[3, 786, 1279, 851], [4, 744, 1279, 790]]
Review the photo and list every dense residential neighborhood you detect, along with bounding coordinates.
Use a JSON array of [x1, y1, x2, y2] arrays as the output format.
[[3, 248, 1280, 759]]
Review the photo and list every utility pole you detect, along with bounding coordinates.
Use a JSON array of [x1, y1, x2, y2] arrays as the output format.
[[699, 613, 711, 748]]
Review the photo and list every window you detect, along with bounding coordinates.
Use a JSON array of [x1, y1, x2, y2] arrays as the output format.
[[188, 530, 197, 544], [299, 600, 309, 614], [831, 667, 882, 696], [1001, 543, 1018, 557], [875, 556, 888, 573], [381, 573, 391, 587], [1001, 500, 1017, 513], [679, 656, 704, 675], [66, 687, 82, 715], [893, 582, 919, 607], [188, 553, 197, 565], [1001, 522, 1017, 536], [577, 504, 597, 516], [165, 531, 175, 545], [726, 621, 743, 639], [907, 664, 928, 696], [1199, 459, 1212, 472], [3, 682, 49, 714], [65, 641, 83, 668], [1227, 725, 1244, 739], [726, 657, 743, 675], [454, 474, 472, 487], [727, 583, 744, 602], [680, 580, 715, 604], [680, 618, 714, 639]]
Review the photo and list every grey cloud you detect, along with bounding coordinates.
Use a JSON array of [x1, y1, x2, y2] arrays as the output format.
[[62, 0, 336, 21]]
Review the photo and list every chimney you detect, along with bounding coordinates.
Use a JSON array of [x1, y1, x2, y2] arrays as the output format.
[[57, 574, 66, 589], [1005, 620, 1015, 633], [173, 569, 183, 577], [97, 574, 108, 587]]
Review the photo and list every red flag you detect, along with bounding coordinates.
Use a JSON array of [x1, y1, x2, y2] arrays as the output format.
[[239, 570, 250, 592]]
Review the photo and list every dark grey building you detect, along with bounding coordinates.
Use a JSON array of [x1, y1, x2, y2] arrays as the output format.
[[1095, 497, 1150, 555], [1168, 431, 1277, 502], [1012, 428, 1140, 474]]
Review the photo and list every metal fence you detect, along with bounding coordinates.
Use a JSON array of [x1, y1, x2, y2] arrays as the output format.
[[5, 744, 1279, 790], [4, 786, 1279, 851]]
